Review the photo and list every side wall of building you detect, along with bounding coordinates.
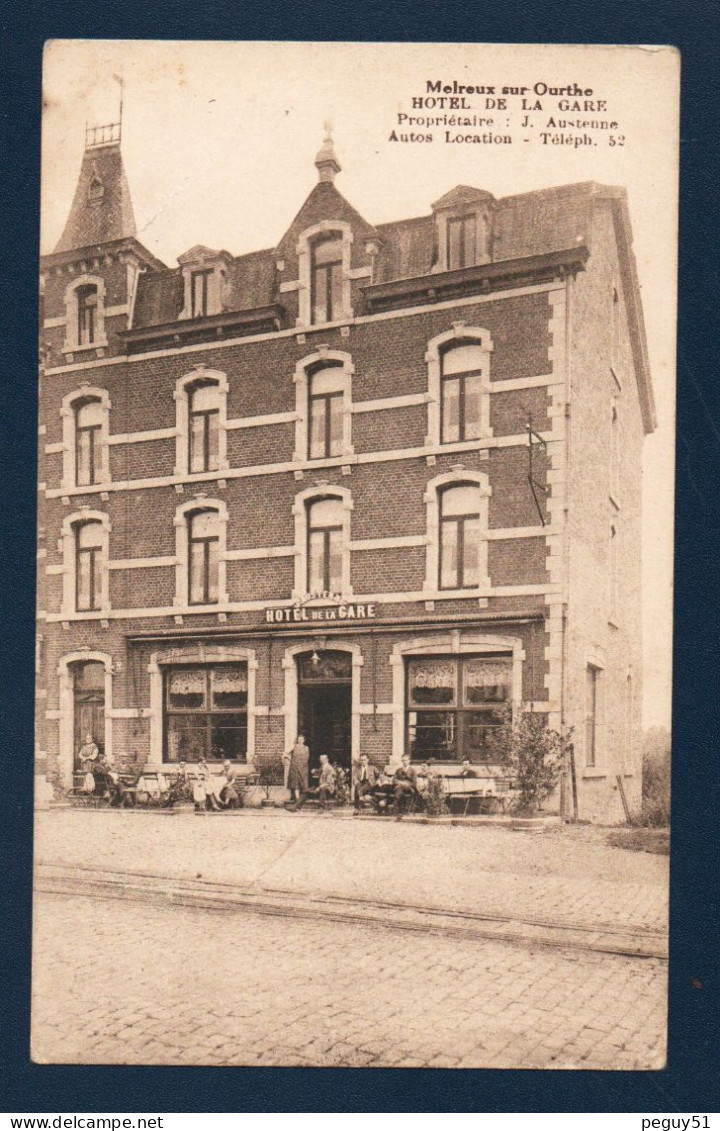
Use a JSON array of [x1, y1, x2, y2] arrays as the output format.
[[565, 202, 645, 823]]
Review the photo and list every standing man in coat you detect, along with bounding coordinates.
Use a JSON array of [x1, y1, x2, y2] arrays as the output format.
[[287, 734, 310, 803]]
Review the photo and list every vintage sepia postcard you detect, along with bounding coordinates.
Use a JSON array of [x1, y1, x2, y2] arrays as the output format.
[[33, 40, 679, 1069]]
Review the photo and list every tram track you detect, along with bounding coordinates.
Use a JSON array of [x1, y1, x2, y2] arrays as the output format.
[[36, 862, 668, 961]]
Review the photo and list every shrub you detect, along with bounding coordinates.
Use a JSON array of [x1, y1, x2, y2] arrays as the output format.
[[423, 770, 448, 817], [486, 708, 568, 816], [640, 727, 671, 827]]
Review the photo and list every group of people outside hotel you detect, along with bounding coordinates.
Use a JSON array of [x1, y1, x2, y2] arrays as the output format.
[[76, 731, 424, 817]]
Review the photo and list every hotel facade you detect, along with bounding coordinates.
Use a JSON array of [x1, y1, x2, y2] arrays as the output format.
[[36, 125, 655, 822]]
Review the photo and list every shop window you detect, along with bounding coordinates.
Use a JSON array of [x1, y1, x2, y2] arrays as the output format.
[[405, 654, 511, 763], [441, 344, 485, 443], [164, 664, 248, 763], [63, 275, 108, 353], [447, 214, 477, 270], [174, 368, 228, 477], [439, 483, 482, 589], [307, 497, 344, 593], [188, 509, 221, 605], [585, 664, 603, 768], [308, 364, 344, 459], [75, 520, 104, 612]]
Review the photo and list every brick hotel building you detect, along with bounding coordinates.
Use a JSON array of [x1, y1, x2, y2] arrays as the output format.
[[36, 125, 655, 822]]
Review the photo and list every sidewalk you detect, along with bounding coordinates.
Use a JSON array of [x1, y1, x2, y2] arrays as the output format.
[[35, 807, 669, 934]]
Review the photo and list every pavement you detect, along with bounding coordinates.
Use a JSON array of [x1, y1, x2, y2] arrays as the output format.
[[31, 807, 669, 1069], [32, 891, 667, 1069], [34, 807, 668, 932]]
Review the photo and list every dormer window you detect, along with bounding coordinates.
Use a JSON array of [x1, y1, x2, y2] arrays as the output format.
[[190, 269, 213, 319], [295, 221, 354, 328], [447, 215, 477, 271], [431, 186, 496, 274], [178, 246, 231, 321], [311, 235, 343, 324]]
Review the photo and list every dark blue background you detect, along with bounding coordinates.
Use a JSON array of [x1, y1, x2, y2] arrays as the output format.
[[1, 2, 718, 1113]]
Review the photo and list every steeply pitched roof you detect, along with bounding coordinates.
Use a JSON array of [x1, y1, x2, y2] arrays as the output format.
[[54, 142, 137, 254], [126, 179, 654, 431]]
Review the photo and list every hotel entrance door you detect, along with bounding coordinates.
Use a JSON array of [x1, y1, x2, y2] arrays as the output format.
[[296, 650, 352, 777]]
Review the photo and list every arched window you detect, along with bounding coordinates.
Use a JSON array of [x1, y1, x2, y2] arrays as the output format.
[[63, 276, 107, 353], [76, 284, 98, 346], [425, 327, 492, 448], [441, 344, 485, 443], [75, 520, 104, 611], [188, 381, 220, 473], [307, 497, 344, 593], [311, 235, 343, 324], [439, 484, 482, 590], [174, 369, 228, 477], [74, 399, 104, 486], [60, 388, 111, 490], [308, 364, 344, 459], [188, 509, 221, 605]]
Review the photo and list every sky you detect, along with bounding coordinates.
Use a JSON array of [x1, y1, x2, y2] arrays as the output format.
[[40, 41, 679, 729]]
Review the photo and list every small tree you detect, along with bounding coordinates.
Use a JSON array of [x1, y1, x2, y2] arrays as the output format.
[[486, 708, 568, 815], [640, 726, 671, 827], [256, 752, 285, 801]]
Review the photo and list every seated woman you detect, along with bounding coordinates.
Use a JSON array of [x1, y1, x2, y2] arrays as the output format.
[[219, 760, 243, 809]]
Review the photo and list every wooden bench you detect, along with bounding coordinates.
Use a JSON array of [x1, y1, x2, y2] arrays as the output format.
[[424, 767, 517, 816]]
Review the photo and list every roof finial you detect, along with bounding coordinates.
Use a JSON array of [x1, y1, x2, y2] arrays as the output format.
[[315, 120, 341, 184]]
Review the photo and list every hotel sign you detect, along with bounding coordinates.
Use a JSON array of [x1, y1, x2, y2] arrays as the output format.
[[265, 594, 377, 624]]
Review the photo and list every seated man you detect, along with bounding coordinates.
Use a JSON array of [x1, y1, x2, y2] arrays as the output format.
[[295, 754, 336, 810], [392, 753, 419, 818], [317, 755, 337, 808], [353, 753, 379, 810]]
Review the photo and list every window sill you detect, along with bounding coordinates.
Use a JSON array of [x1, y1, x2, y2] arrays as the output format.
[[582, 768, 607, 779], [62, 340, 108, 355]]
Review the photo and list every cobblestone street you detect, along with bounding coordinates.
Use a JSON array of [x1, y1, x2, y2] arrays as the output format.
[[32, 890, 667, 1069]]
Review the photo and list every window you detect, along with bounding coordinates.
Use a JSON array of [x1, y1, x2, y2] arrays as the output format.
[[190, 269, 213, 318], [174, 369, 228, 478], [307, 497, 344, 593], [585, 665, 602, 768], [75, 521, 103, 612], [63, 276, 107, 353], [188, 509, 220, 605], [311, 235, 343, 324], [439, 484, 482, 589], [406, 654, 511, 763], [425, 327, 492, 448], [74, 399, 103, 486], [76, 285, 98, 346], [441, 344, 484, 443], [164, 664, 248, 763], [308, 365, 344, 459], [189, 382, 220, 473], [447, 215, 477, 270]]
